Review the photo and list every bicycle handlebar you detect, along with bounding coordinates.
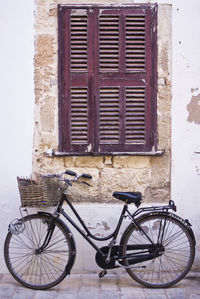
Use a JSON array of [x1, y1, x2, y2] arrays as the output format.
[[64, 170, 92, 180], [42, 170, 92, 187], [82, 173, 92, 179], [64, 170, 76, 176]]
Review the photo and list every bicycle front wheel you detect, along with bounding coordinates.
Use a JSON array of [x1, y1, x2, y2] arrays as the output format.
[[120, 212, 195, 288], [4, 213, 76, 290]]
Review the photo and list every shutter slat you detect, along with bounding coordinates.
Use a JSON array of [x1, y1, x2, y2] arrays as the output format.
[[125, 87, 146, 144], [99, 87, 120, 144], [71, 87, 88, 144], [99, 15, 119, 72], [125, 15, 146, 72], [70, 15, 88, 72]]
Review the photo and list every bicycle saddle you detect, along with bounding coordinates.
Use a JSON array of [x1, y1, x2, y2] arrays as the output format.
[[112, 191, 142, 207]]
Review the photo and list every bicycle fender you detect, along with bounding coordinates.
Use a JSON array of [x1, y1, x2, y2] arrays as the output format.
[[37, 211, 77, 274], [170, 213, 196, 245], [156, 211, 196, 245], [136, 211, 196, 245]]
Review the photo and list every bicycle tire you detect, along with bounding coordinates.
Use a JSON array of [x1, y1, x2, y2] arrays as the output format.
[[120, 212, 195, 288], [4, 213, 76, 290]]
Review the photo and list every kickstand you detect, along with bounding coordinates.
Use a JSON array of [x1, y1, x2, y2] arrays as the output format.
[[99, 269, 107, 278]]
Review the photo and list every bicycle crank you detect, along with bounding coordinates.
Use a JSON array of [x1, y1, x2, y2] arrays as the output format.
[[95, 246, 119, 269]]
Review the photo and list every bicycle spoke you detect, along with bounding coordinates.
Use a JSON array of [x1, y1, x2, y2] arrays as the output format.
[[4, 214, 74, 289], [122, 213, 194, 287]]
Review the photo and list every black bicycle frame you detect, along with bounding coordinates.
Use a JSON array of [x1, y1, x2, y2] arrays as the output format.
[[56, 194, 127, 254], [42, 194, 176, 259]]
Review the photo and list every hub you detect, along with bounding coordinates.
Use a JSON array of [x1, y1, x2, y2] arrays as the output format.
[[35, 248, 44, 255]]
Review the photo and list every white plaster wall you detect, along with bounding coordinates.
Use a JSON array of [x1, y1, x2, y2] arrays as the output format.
[[171, 0, 200, 268], [0, 1, 34, 272]]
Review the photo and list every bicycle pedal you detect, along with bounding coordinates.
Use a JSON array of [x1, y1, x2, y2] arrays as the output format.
[[99, 270, 107, 278]]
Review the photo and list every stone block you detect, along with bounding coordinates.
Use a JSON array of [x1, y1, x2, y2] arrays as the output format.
[[35, 34, 54, 67], [99, 168, 151, 202], [40, 97, 55, 133], [113, 156, 151, 169], [74, 156, 104, 169], [67, 168, 100, 202], [63, 156, 75, 168]]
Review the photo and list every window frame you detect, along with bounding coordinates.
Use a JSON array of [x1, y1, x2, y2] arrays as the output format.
[[58, 4, 158, 155]]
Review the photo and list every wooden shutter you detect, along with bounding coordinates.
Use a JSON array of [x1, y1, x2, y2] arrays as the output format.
[[58, 8, 91, 153], [58, 5, 157, 153]]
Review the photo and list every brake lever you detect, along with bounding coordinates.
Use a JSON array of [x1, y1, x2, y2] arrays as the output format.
[[81, 181, 91, 187], [60, 178, 72, 186]]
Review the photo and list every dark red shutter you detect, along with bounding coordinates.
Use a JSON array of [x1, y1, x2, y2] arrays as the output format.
[[58, 8, 92, 153], [58, 5, 157, 153]]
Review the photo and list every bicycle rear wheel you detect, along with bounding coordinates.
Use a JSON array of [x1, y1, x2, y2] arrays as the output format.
[[120, 212, 195, 288], [4, 213, 76, 290]]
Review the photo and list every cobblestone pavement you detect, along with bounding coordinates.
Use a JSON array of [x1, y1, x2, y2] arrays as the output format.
[[0, 270, 200, 299]]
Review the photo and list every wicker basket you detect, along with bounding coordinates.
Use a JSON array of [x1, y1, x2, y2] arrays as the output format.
[[17, 176, 64, 207]]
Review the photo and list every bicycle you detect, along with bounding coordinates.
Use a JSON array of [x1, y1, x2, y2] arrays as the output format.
[[4, 170, 196, 290]]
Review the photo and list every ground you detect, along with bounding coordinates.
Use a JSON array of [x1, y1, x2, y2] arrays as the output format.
[[0, 271, 200, 299]]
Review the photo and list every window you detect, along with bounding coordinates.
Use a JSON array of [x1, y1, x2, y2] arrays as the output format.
[[58, 4, 157, 154]]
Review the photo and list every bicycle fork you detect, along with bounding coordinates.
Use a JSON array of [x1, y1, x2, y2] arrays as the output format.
[[35, 216, 56, 254]]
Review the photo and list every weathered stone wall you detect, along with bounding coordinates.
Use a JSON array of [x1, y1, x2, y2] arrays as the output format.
[[33, 1, 172, 204]]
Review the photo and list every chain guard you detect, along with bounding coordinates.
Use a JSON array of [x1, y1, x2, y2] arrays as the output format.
[[95, 246, 120, 269]]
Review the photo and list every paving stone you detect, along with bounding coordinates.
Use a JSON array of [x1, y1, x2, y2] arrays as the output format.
[[34, 290, 57, 299], [100, 290, 120, 299], [12, 287, 35, 299], [120, 287, 145, 299], [0, 284, 15, 298], [189, 295, 200, 299], [0, 272, 200, 298], [58, 274, 81, 291], [100, 273, 119, 291], [145, 295, 167, 299], [0, 274, 17, 284], [117, 273, 139, 288], [81, 274, 100, 287], [55, 290, 78, 299], [143, 288, 166, 298], [166, 288, 187, 299], [78, 286, 99, 299], [101, 280, 118, 291]]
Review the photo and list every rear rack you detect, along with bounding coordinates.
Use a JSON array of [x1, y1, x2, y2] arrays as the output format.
[[132, 200, 177, 218]]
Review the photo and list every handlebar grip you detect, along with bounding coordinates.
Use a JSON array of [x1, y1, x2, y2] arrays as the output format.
[[65, 170, 77, 176], [82, 173, 92, 179]]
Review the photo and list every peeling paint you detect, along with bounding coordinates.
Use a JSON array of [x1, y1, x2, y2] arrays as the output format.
[[191, 88, 199, 94], [101, 221, 110, 231], [195, 166, 200, 176], [187, 93, 200, 125], [87, 221, 110, 231], [86, 144, 92, 152]]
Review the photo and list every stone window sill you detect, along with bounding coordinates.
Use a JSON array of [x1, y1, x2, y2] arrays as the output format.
[[44, 149, 165, 157]]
